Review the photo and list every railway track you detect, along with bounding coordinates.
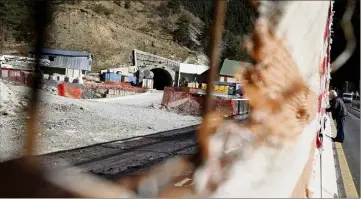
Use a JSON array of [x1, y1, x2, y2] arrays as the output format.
[[28, 127, 198, 191], [36, 117, 247, 189], [38, 125, 198, 179]]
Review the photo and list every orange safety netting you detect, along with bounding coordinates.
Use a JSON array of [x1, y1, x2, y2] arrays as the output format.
[[57, 83, 83, 99]]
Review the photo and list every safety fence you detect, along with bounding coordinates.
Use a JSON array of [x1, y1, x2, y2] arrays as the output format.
[[0, 68, 34, 87], [84, 81, 147, 93], [57, 82, 148, 99], [162, 87, 249, 117], [57, 82, 83, 99]]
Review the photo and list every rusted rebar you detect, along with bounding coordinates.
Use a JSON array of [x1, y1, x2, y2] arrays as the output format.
[[203, 0, 227, 115], [197, 0, 227, 164], [24, 0, 51, 157]]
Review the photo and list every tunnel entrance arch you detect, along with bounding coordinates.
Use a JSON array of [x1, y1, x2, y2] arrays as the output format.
[[151, 68, 173, 90]]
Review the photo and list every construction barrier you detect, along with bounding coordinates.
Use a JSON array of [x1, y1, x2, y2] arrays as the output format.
[[85, 81, 147, 93], [1, 68, 25, 83], [162, 87, 247, 117], [0, 68, 37, 87], [213, 99, 238, 116], [0, 69, 146, 99], [57, 82, 83, 99], [103, 81, 132, 87]]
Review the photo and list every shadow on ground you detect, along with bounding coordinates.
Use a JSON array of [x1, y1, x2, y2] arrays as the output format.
[[37, 125, 199, 180]]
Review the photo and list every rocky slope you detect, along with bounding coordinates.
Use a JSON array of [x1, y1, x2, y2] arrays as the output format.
[[1, 1, 201, 72]]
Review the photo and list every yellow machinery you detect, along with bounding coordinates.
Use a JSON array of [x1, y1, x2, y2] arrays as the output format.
[[201, 83, 229, 95]]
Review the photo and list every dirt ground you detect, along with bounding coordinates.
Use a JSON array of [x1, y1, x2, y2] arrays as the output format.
[[0, 80, 200, 161]]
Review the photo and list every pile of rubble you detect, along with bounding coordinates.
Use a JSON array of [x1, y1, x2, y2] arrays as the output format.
[[42, 79, 59, 95], [81, 87, 104, 99], [168, 97, 202, 115], [149, 103, 168, 111]]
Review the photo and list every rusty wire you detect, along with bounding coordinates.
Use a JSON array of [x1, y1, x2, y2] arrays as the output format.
[[199, 0, 227, 165], [203, 0, 227, 115]]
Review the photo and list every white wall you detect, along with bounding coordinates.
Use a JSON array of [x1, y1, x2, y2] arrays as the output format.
[[65, 68, 82, 78]]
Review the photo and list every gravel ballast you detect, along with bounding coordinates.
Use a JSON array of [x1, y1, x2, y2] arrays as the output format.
[[0, 80, 200, 161]]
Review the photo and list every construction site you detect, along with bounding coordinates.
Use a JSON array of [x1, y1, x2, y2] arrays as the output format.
[[0, 0, 360, 198]]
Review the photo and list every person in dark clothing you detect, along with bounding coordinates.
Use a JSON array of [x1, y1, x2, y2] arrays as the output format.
[[326, 90, 348, 143]]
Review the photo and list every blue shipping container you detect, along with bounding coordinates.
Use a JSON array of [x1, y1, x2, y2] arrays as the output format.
[[103, 72, 122, 82], [128, 76, 137, 85]]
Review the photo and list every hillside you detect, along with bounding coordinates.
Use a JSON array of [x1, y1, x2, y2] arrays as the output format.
[[0, 0, 255, 72], [1, 1, 195, 72]]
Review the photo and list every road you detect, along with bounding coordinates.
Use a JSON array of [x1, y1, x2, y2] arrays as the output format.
[[336, 104, 360, 197]]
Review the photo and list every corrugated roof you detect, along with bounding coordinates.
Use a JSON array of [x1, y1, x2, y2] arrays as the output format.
[[47, 56, 92, 71], [29, 48, 91, 57], [219, 59, 251, 77]]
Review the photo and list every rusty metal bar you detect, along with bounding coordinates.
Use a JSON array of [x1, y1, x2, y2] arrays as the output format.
[[203, 0, 227, 115], [24, 0, 51, 157], [196, 0, 228, 165]]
